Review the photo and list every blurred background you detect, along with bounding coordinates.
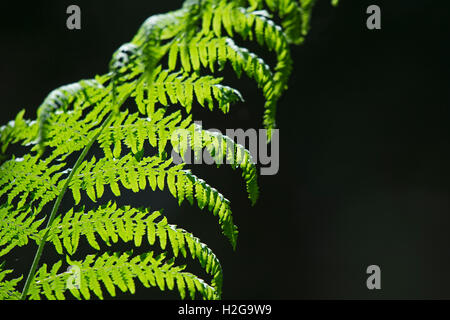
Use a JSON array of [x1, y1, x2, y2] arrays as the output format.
[[0, 0, 449, 299]]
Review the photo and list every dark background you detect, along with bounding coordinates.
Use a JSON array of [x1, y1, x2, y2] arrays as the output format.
[[1, 0, 449, 299]]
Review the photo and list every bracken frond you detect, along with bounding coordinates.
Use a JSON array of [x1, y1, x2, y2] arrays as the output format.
[[0, 265, 22, 300], [0, 0, 338, 300], [39, 201, 223, 295], [28, 251, 218, 300]]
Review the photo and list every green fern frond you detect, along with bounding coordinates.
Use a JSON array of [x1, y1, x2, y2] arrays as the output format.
[[68, 152, 238, 247], [0, 206, 44, 257], [36, 80, 108, 155], [247, 0, 305, 43], [0, 155, 66, 213], [0, 266, 22, 300], [0, 110, 38, 162], [0, 0, 337, 300], [134, 70, 243, 114], [172, 123, 259, 205], [40, 202, 223, 294], [97, 107, 258, 205], [196, 1, 295, 136], [28, 251, 217, 300]]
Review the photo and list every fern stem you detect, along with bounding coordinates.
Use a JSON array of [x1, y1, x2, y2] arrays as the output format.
[[19, 112, 115, 299]]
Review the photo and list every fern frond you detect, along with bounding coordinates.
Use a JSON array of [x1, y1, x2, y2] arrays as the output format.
[[0, 206, 44, 257], [0, 155, 66, 213], [97, 107, 258, 205], [167, 33, 284, 136], [177, 170, 238, 248], [0, 110, 38, 159], [41, 202, 223, 294], [68, 153, 238, 247], [34, 77, 140, 163], [36, 79, 108, 155], [28, 251, 217, 300], [98, 108, 187, 158], [200, 2, 294, 135], [0, 0, 337, 300], [246, 0, 306, 44], [0, 266, 22, 300], [132, 7, 190, 46], [133, 69, 243, 115], [172, 123, 259, 205]]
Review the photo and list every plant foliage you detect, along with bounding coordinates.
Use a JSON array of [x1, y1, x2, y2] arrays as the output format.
[[0, 0, 338, 300]]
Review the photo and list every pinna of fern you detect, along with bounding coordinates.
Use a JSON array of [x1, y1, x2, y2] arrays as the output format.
[[0, 0, 338, 300]]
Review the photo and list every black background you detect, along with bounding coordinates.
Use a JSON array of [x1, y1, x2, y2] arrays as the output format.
[[0, 0, 449, 299]]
